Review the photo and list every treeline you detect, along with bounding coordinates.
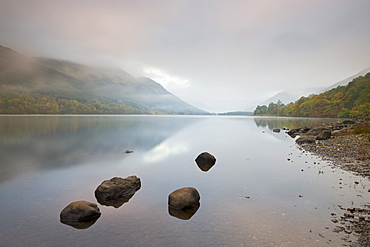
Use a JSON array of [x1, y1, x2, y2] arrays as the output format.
[[0, 91, 147, 114], [254, 73, 370, 118]]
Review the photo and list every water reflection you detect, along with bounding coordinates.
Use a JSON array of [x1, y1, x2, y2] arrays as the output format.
[[0, 115, 200, 184], [60, 217, 99, 230], [143, 143, 188, 163], [168, 203, 200, 220], [1, 116, 369, 246], [253, 117, 338, 130], [95, 193, 136, 208]]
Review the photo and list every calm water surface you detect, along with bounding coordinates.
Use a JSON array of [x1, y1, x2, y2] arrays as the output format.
[[0, 115, 369, 246]]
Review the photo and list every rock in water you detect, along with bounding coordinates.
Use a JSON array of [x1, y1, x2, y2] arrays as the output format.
[[95, 176, 141, 207], [168, 202, 200, 220], [60, 201, 101, 222], [195, 152, 216, 172], [168, 187, 200, 209]]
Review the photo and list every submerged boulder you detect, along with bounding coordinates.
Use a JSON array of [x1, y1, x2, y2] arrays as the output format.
[[60, 201, 101, 223], [168, 187, 200, 210], [61, 217, 100, 229], [195, 152, 216, 172], [168, 202, 200, 220], [95, 176, 141, 208]]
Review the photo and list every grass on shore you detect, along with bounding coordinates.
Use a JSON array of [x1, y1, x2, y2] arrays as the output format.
[[353, 121, 370, 134]]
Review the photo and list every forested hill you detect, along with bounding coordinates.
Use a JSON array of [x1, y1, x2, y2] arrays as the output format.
[[254, 73, 370, 118], [0, 45, 207, 114]]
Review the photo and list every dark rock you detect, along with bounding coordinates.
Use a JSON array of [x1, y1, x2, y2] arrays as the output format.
[[306, 127, 331, 137], [296, 137, 315, 144], [316, 130, 332, 140], [273, 128, 280, 133], [333, 226, 345, 233], [299, 127, 311, 133], [95, 176, 141, 208], [168, 202, 200, 220], [287, 128, 309, 138], [168, 187, 200, 210], [195, 152, 216, 172], [60, 201, 101, 224]]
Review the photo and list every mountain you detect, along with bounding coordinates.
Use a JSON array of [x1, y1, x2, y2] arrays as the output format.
[[0, 45, 207, 114], [259, 67, 370, 106], [260, 87, 324, 105], [254, 72, 370, 118], [320, 67, 370, 93]]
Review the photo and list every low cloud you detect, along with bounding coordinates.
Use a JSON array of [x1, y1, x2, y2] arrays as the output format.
[[1, 0, 370, 112]]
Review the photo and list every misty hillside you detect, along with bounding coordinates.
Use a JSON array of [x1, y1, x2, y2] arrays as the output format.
[[260, 87, 324, 105], [0, 45, 206, 114], [320, 67, 370, 93], [254, 72, 370, 118], [260, 67, 370, 106]]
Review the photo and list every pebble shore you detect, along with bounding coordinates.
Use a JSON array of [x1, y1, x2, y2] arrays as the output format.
[[293, 120, 370, 246]]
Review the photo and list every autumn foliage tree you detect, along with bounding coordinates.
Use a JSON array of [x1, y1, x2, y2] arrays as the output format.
[[254, 73, 370, 118], [0, 91, 146, 114]]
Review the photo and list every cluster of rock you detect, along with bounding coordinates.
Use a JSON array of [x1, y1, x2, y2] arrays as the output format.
[[285, 120, 357, 145], [60, 176, 141, 229], [168, 152, 216, 220], [60, 152, 216, 228], [331, 205, 370, 246], [286, 119, 370, 178]]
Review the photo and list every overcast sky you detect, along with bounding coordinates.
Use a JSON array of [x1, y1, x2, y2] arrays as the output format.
[[1, 0, 369, 112]]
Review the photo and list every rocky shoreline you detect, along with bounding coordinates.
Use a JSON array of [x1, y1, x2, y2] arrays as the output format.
[[290, 120, 370, 179], [288, 119, 370, 246]]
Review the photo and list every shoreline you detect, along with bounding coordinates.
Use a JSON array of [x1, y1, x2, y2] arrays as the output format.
[[291, 120, 370, 246], [294, 120, 370, 179]]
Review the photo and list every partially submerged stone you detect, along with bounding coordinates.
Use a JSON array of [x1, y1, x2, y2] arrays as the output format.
[[95, 176, 141, 208], [61, 217, 100, 230], [195, 152, 216, 172], [60, 201, 101, 223], [168, 187, 200, 210], [168, 202, 200, 220]]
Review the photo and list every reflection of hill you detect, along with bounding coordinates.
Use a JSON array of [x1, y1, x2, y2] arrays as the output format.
[[0, 116, 199, 184], [253, 117, 338, 131]]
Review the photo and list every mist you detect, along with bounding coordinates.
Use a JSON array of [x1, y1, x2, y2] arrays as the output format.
[[1, 0, 370, 112]]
